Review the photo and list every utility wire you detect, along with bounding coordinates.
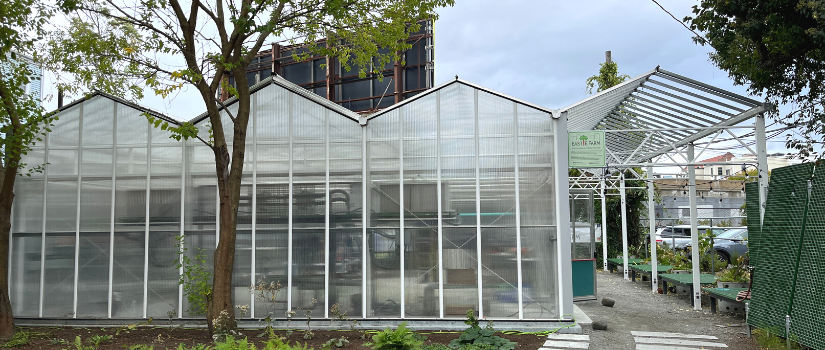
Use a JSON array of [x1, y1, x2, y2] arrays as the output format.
[[651, 0, 707, 44]]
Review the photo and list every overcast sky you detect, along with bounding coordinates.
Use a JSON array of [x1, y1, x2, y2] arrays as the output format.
[[40, 0, 802, 161]]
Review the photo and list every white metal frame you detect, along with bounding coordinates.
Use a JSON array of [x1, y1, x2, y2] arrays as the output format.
[[565, 67, 773, 311]]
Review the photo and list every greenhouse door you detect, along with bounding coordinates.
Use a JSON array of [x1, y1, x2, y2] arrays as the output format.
[[570, 190, 597, 301]]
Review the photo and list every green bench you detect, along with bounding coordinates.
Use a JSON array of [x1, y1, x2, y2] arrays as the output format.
[[606, 258, 644, 273], [703, 287, 749, 314], [660, 273, 718, 302], [629, 264, 673, 282]]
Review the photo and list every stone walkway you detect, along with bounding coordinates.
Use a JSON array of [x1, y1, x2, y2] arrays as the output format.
[[568, 270, 759, 349]]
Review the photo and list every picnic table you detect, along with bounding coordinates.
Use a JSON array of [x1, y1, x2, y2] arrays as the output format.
[[660, 273, 718, 301], [703, 287, 749, 314], [606, 258, 645, 273], [629, 264, 673, 282]]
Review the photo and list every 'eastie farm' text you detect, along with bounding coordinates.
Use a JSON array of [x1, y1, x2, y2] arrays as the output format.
[[570, 140, 602, 147]]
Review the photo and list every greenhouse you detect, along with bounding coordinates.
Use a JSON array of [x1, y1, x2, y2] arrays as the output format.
[[10, 76, 571, 322]]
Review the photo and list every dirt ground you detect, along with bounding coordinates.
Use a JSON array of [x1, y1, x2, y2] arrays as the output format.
[[578, 270, 762, 350], [6, 327, 547, 350]]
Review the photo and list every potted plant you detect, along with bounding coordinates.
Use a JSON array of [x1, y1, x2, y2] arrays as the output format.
[[716, 254, 749, 288]]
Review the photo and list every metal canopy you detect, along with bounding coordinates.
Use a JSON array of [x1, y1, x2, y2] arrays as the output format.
[[562, 67, 770, 168]]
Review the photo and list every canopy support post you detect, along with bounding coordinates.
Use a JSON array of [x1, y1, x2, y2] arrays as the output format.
[[688, 143, 702, 311], [755, 113, 769, 224], [620, 172, 629, 280], [601, 177, 608, 272], [648, 166, 658, 292]]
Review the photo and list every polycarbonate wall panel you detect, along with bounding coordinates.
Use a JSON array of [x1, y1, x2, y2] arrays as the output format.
[[183, 173, 216, 317], [368, 110, 401, 318], [117, 103, 149, 146], [476, 91, 518, 318], [50, 104, 80, 147], [113, 178, 146, 318], [328, 114, 363, 317], [291, 95, 327, 314], [439, 83, 479, 316], [516, 104, 557, 318], [45, 180, 77, 234], [42, 233, 75, 317], [147, 135, 183, 317], [79, 179, 112, 232], [10, 173, 44, 315], [11, 232, 41, 316], [254, 164, 289, 318], [77, 232, 110, 317], [401, 94, 439, 318], [256, 85, 290, 142], [48, 149, 79, 176], [82, 98, 114, 146], [12, 177, 43, 234], [233, 175, 253, 318]]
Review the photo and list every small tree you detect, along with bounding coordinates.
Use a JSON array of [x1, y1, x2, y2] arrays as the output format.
[[47, 0, 454, 335], [0, 0, 55, 337]]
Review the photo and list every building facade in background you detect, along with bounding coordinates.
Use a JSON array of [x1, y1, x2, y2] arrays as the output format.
[[227, 20, 434, 113]]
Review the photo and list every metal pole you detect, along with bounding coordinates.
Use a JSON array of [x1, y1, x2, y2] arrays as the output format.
[[620, 172, 629, 280], [73, 102, 84, 318], [144, 120, 151, 318], [555, 112, 573, 318], [601, 178, 608, 272], [688, 143, 702, 310], [512, 102, 524, 319], [755, 113, 769, 225], [324, 109, 330, 319], [361, 123, 368, 318], [39, 131, 49, 318], [250, 92, 258, 318], [399, 104, 405, 318], [473, 89, 483, 318], [648, 166, 657, 292], [108, 101, 117, 318], [287, 93, 293, 311], [436, 91, 444, 319]]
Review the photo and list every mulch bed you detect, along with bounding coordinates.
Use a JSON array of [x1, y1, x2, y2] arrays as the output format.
[[8, 327, 547, 349]]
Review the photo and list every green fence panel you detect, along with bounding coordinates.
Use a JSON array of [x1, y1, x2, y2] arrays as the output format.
[[744, 182, 761, 266], [748, 163, 813, 337], [789, 164, 825, 350], [745, 182, 761, 236]]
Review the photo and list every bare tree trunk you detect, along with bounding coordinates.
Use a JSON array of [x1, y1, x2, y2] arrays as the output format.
[[0, 166, 18, 338], [204, 64, 251, 335], [0, 191, 15, 339], [207, 144, 239, 334], [0, 82, 21, 339]]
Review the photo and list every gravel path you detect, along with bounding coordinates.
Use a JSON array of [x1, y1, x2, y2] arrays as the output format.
[[576, 270, 761, 350]]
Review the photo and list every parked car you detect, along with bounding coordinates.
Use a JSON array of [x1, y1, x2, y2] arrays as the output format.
[[650, 225, 730, 248], [678, 228, 748, 264], [708, 228, 748, 264]]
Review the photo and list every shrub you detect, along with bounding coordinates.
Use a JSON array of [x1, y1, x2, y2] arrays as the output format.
[[448, 311, 516, 350], [211, 336, 312, 350], [366, 322, 424, 350]]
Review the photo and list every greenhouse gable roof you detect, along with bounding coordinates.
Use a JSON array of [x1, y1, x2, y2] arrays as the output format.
[[189, 74, 360, 125], [364, 77, 558, 121], [54, 91, 183, 126]]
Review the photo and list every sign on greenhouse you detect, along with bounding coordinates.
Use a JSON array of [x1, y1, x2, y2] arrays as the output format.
[[568, 131, 605, 168]]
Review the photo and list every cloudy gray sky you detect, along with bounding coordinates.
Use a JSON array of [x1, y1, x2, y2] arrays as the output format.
[[41, 0, 801, 159]]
